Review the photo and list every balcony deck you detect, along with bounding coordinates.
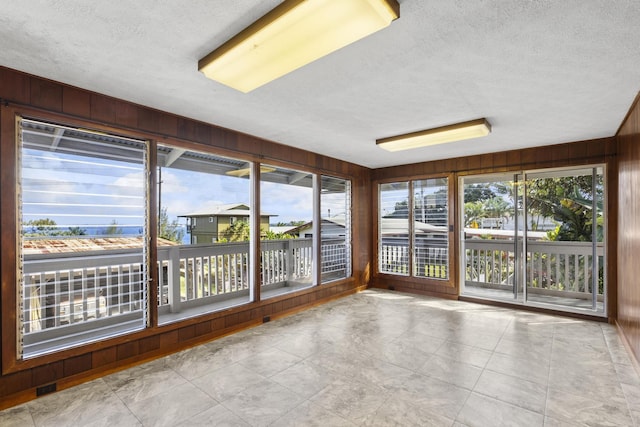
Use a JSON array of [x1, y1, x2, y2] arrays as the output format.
[[21, 238, 348, 357]]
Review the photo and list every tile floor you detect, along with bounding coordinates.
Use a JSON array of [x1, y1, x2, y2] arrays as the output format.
[[2, 289, 640, 426]]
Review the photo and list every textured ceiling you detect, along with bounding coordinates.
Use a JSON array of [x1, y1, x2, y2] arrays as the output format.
[[1, 1, 639, 168]]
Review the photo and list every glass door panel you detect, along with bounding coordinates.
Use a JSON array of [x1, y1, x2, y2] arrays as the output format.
[[460, 174, 518, 302], [523, 167, 605, 314]]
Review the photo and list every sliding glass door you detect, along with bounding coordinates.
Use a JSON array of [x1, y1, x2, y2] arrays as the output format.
[[460, 173, 519, 301], [521, 167, 605, 312], [460, 166, 606, 316]]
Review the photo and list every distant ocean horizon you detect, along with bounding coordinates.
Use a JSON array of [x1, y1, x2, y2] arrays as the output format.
[[23, 225, 191, 244]]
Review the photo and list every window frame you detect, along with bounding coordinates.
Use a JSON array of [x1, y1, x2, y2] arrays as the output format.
[[18, 118, 151, 359], [1, 109, 160, 373], [374, 173, 456, 287], [1, 108, 356, 374]]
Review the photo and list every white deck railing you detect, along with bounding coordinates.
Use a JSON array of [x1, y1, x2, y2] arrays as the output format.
[[379, 235, 449, 279], [23, 238, 348, 335], [464, 239, 605, 299]]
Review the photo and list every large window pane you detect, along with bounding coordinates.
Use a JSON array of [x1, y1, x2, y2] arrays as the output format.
[[19, 119, 148, 358], [379, 182, 409, 275], [260, 165, 314, 298], [321, 176, 351, 283], [413, 178, 449, 280], [156, 144, 252, 324]]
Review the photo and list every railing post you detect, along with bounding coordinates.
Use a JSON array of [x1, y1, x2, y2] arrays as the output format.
[[286, 240, 293, 286], [168, 247, 182, 313]]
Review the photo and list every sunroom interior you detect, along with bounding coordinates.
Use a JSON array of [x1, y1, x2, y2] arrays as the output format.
[[2, 1, 640, 422]]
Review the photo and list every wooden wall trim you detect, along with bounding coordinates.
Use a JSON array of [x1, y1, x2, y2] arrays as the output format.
[[616, 92, 640, 136], [616, 92, 640, 365], [373, 137, 616, 181]]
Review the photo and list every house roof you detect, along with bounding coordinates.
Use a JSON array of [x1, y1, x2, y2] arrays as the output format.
[[2, 2, 638, 169], [285, 216, 446, 236], [179, 203, 274, 218], [23, 237, 179, 255], [269, 226, 298, 235], [380, 218, 447, 235]]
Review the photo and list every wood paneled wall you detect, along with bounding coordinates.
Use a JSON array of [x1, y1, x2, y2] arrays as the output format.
[[616, 93, 640, 363], [372, 136, 618, 313], [0, 66, 371, 408]]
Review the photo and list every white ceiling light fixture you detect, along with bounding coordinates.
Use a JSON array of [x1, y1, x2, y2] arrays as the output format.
[[198, 0, 400, 93], [376, 118, 492, 152]]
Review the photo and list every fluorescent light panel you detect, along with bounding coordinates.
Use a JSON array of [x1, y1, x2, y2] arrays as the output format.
[[376, 118, 492, 152], [198, 0, 400, 93]]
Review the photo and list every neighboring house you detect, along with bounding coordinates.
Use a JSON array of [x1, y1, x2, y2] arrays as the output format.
[[286, 216, 347, 239], [269, 225, 300, 236], [179, 203, 272, 244]]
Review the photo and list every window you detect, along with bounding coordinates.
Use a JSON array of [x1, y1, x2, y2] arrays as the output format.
[[19, 119, 148, 358], [11, 117, 355, 360], [379, 182, 409, 275], [156, 144, 252, 324], [413, 178, 449, 279], [260, 165, 314, 298], [321, 176, 351, 283], [378, 178, 450, 279]]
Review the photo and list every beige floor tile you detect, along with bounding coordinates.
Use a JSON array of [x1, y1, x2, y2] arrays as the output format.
[[473, 369, 547, 414], [456, 392, 544, 427], [220, 379, 304, 427], [4, 290, 640, 426], [125, 382, 217, 427]]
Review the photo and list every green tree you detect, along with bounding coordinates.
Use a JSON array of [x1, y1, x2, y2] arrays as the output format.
[[464, 184, 496, 203], [103, 220, 124, 236], [24, 219, 87, 237], [483, 197, 512, 227], [275, 220, 305, 227], [264, 230, 294, 240], [527, 176, 602, 240], [464, 201, 485, 227], [222, 220, 250, 242], [25, 218, 59, 236], [67, 226, 87, 236], [158, 207, 185, 243]]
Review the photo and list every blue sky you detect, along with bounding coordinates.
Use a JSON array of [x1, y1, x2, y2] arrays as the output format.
[[160, 167, 314, 225], [22, 149, 317, 231]]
